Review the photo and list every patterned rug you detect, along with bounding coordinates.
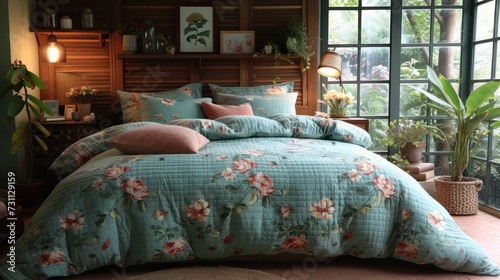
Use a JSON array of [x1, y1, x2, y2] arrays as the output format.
[[129, 265, 285, 280]]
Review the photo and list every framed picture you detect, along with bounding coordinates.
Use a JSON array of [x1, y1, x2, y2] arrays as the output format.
[[220, 31, 255, 54], [64, 105, 76, 121], [178, 6, 214, 53], [42, 100, 59, 117]]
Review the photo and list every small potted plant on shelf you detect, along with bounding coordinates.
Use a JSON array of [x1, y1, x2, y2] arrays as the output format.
[[409, 65, 500, 215], [382, 118, 442, 165], [282, 19, 315, 71], [0, 59, 54, 199]]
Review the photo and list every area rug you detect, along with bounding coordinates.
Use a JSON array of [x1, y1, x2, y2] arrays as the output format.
[[129, 265, 285, 280]]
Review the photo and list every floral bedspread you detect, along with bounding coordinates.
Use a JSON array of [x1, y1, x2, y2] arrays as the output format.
[[1, 115, 498, 279]]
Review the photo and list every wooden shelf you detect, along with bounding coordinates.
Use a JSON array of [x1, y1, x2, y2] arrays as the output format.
[[117, 54, 301, 59], [30, 28, 111, 34]]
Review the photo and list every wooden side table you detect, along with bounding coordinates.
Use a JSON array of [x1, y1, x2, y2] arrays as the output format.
[[335, 118, 370, 132], [31, 121, 99, 183]]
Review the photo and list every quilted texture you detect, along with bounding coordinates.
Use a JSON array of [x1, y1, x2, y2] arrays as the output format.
[[209, 82, 294, 103], [139, 96, 211, 123], [117, 83, 203, 123], [8, 115, 499, 279], [216, 92, 298, 116], [200, 102, 254, 119]]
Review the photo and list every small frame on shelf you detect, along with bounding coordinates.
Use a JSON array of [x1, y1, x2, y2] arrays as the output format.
[[42, 100, 59, 117], [220, 31, 255, 54], [178, 6, 214, 53], [64, 104, 76, 121]]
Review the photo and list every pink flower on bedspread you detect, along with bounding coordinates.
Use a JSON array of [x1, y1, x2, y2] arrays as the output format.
[[160, 98, 176, 106], [348, 169, 361, 181], [373, 175, 396, 198], [152, 209, 168, 221], [427, 211, 446, 231], [232, 159, 257, 174], [92, 177, 107, 190], [278, 206, 293, 218], [104, 165, 131, 180], [38, 250, 65, 266], [59, 210, 85, 230], [401, 209, 414, 220], [282, 236, 308, 251], [75, 149, 91, 167], [163, 238, 186, 255], [395, 241, 419, 259], [309, 198, 335, 220], [356, 161, 377, 175], [221, 168, 235, 180], [248, 172, 275, 196], [120, 178, 150, 200], [178, 87, 194, 96], [185, 199, 211, 221]]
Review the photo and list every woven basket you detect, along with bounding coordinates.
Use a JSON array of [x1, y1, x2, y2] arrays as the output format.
[[434, 176, 483, 215]]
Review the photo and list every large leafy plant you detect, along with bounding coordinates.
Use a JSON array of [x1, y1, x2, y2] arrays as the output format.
[[410, 66, 500, 181], [0, 59, 54, 181]]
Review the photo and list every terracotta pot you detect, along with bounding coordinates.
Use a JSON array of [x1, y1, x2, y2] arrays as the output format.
[[400, 140, 425, 164]]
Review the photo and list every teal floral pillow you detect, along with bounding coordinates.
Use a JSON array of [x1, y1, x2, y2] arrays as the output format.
[[117, 83, 203, 123], [209, 82, 294, 103], [139, 95, 212, 123], [216, 92, 298, 117]]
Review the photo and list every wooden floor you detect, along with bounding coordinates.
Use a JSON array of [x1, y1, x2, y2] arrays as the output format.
[[2, 205, 500, 279]]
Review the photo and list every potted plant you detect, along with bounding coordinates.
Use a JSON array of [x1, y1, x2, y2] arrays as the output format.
[[410, 65, 500, 215], [282, 19, 315, 71], [0, 60, 54, 198], [383, 118, 442, 164], [253, 41, 293, 84]]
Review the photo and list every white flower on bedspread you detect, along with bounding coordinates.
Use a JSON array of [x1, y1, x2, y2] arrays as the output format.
[[185, 199, 211, 222], [282, 236, 308, 251], [401, 209, 414, 220], [426, 211, 446, 231], [309, 197, 335, 220], [348, 169, 361, 181], [160, 98, 176, 106], [92, 177, 107, 190], [162, 238, 186, 255], [152, 209, 169, 221], [37, 250, 65, 266], [356, 161, 377, 175], [202, 120, 213, 129], [245, 150, 264, 156], [232, 159, 257, 174], [221, 168, 235, 180], [278, 206, 293, 218], [248, 172, 275, 196], [120, 177, 150, 200], [373, 175, 396, 198], [104, 165, 131, 180], [395, 241, 419, 259], [59, 210, 85, 230]]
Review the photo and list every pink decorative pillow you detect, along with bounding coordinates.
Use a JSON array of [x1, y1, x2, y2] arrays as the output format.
[[201, 102, 254, 119], [109, 124, 209, 154]]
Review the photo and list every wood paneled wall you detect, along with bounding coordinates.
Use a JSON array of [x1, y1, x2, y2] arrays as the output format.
[[35, 0, 319, 125]]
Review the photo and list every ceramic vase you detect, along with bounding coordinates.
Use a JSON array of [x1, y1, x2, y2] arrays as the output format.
[[77, 103, 91, 118], [122, 35, 137, 54]]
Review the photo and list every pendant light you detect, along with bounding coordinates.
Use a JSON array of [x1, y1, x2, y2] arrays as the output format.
[[39, 31, 66, 63]]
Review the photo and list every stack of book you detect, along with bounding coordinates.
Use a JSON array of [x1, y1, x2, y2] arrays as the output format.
[[403, 162, 435, 181]]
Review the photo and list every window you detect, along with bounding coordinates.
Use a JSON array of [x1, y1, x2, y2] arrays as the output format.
[[322, 1, 500, 212]]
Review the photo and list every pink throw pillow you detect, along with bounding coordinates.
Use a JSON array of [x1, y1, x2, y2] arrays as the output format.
[[201, 102, 254, 119], [109, 124, 209, 154]]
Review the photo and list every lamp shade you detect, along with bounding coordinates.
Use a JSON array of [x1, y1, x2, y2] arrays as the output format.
[[39, 34, 66, 63], [317, 50, 342, 78]]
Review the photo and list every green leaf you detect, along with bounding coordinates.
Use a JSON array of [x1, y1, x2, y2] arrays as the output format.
[[0, 83, 14, 101], [184, 27, 197, 36], [198, 30, 210, 38], [33, 122, 50, 136], [7, 95, 24, 120], [29, 71, 46, 89], [10, 66, 26, 85], [28, 103, 45, 121], [137, 200, 146, 213], [248, 190, 258, 206], [28, 94, 53, 115], [122, 195, 132, 210], [197, 38, 207, 46], [466, 81, 500, 116], [33, 135, 48, 151], [11, 125, 26, 154], [262, 196, 270, 208]]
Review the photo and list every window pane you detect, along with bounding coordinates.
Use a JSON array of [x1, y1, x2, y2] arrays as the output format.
[[496, 42, 500, 79], [493, 133, 500, 164], [476, 1, 495, 41], [329, 0, 359, 7], [360, 83, 389, 116], [435, 0, 462, 5], [474, 42, 493, 79], [433, 9, 462, 43], [400, 83, 428, 117], [328, 10, 358, 44], [362, 10, 390, 44], [402, 9, 431, 43], [401, 47, 429, 79], [360, 47, 390, 80], [403, 0, 429, 7], [432, 47, 462, 78], [370, 119, 389, 151], [362, 0, 390, 6], [335, 47, 358, 81]]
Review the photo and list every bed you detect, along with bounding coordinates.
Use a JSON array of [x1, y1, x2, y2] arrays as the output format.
[[1, 113, 499, 279]]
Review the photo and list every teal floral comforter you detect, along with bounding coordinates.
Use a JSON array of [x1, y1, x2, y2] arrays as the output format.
[[1, 115, 499, 279]]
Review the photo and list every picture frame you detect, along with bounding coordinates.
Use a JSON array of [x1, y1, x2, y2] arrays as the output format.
[[64, 105, 76, 121], [220, 31, 255, 54], [178, 6, 215, 53], [42, 100, 59, 117]]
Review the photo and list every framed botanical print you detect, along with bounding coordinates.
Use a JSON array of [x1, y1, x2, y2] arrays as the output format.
[[178, 6, 214, 53], [220, 31, 255, 54]]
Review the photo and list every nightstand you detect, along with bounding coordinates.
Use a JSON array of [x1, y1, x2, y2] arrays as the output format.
[[335, 118, 370, 132], [31, 121, 99, 183]]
